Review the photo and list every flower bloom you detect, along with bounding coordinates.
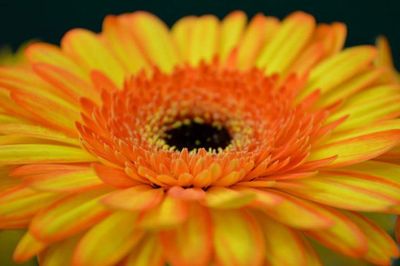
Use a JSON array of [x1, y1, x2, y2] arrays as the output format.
[[1, 10, 400, 266]]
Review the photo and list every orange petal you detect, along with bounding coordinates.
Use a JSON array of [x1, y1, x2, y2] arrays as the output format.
[[61, 29, 125, 85], [93, 163, 139, 188], [137, 196, 188, 229], [212, 210, 264, 266], [345, 212, 399, 265], [308, 130, 400, 167], [72, 212, 144, 266], [102, 185, 164, 211], [256, 213, 309, 266], [167, 186, 206, 201], [307, 209, 367, 258], [0, 167, 19, 192], [256, 12, 315, 74], [13, 231, 46, 263], [124, 234, 165, 266], [377, 145, 400, 163], [30, 188, 110, 242], [160, 205, 212, 266], [279, 172, 400, 211]]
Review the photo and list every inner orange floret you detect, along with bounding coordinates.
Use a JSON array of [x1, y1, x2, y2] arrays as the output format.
[[77, 62, 339, 190]]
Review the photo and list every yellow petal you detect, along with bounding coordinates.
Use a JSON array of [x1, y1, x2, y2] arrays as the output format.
[[25, 42, 88, 81], [0, 230, 38, 266], [301, 46, 376, 97], [236, 14, 279, 69], [9, 90, 79, 135], [327, 85, 400, 131], [27, 168, 103, 192], [124, 234, 165, 266], [0, 123, 80, 146], [171, 16, 195, 61], [187, 15, 219, 65], [0, 186, 57, 221], [345, 213, 399, 265], [40, 234, 80, 266], [341, 160, 400, 184], [160, 205, 212, 266], [30, 188, 109, 242], [259, 190, 333, 229], [279, 172, 400, 211], [61, 29, 125, 85], [72, 212, 144, 266], [219, 11, 247, 61], [13, 231, 46, 263], [137, 196, 188, 229], [205, 187, 255, 209], [307, 209, 367, 258], [0, 144, 96, 165], [212, 210, 264, 266], [102, 185, 164, 211], [119, 11, 179, 72], [256, 12, 315, 74], [33, 63, 99, 103], [316, 67, 383, 107], [256, 213, 309, 266], [376, 36, 395, 69], [309, 130, 400, 167], [102, 16, 150, 74]]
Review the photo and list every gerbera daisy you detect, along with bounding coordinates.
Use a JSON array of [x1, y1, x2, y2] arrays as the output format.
[[1, 10, 400, 266]]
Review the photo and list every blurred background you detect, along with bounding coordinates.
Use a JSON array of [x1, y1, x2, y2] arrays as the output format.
[[0, 0, 399, 265]]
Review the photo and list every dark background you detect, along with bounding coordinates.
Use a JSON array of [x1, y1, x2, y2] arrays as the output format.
[[0, 0, 400, 68]]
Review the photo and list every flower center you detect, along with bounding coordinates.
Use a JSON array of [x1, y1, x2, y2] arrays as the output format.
[[78, 63, 326, 188], [163, 119, 232, 151]]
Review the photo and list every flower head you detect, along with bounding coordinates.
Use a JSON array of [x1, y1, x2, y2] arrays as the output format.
[[1, 10, 400, 266]]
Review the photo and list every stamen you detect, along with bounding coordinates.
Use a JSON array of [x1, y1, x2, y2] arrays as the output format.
[[163, 120, 232, 151]]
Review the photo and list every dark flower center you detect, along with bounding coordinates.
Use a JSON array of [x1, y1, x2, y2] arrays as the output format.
[[163, 120, 232, 151]]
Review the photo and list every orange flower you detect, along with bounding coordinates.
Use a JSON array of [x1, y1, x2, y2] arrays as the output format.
[[0, 10, 400, 266]]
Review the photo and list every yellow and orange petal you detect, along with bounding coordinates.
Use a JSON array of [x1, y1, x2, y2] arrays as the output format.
[[0, 10, 399, 266]]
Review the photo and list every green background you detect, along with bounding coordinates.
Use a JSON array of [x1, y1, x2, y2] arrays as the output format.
[[0, 0, 400, 265]]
